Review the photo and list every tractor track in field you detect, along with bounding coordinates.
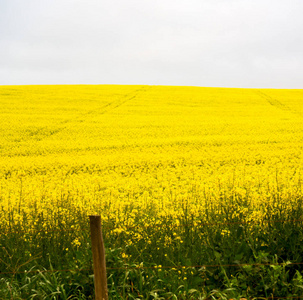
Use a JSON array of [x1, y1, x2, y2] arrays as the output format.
[[98, 86, 149, 115], [256, 90, 291, 111], [37, 87, 150, 141]]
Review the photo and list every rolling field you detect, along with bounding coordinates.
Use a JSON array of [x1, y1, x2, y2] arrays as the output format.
[[1, 85, 303, 299]]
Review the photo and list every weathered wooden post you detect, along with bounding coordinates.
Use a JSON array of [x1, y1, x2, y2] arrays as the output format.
[[89, 215, 108, 300]]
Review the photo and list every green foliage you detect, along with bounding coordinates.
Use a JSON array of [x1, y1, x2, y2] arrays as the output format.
[[2, 195, 303, 299]]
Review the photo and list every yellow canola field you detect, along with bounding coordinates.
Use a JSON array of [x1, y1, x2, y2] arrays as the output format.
[[0, 85, 303, 233]]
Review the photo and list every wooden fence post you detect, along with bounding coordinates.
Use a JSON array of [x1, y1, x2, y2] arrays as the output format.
[[89, 215, 108, 300]]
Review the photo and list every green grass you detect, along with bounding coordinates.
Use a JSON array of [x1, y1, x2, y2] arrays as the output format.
[[2, 194, 303, 299]]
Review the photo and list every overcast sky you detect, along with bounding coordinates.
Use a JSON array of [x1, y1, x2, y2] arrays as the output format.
[[0, 0, 302, 88]]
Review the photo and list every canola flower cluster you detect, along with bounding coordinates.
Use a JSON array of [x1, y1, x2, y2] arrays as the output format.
[[0, 85, 303, 241]]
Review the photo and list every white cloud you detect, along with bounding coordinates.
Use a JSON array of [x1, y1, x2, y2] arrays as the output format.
[[0, 0, 302, 87]]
